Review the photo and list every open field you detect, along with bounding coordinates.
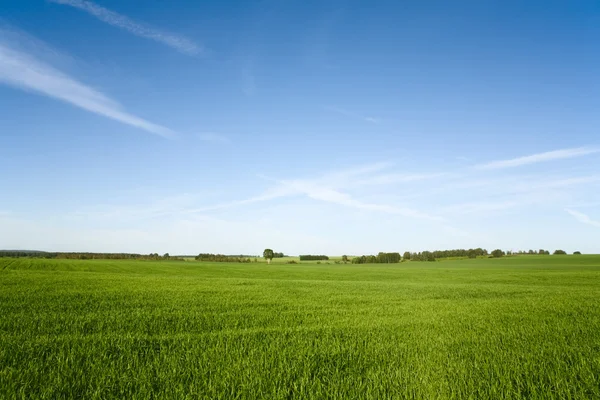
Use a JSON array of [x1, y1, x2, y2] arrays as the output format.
[[1, 256, 600, 399]]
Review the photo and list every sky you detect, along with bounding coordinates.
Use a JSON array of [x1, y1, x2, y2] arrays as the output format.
[[1, 0, 600, 255]]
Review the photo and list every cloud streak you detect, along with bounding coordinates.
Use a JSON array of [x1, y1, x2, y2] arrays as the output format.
[[441, 200, 520, 215], [565, 209, 600, 228], [191, 163, 445, 222], [475, 147, 599, 170], [354, 172, 448, 186], [324, 106, 381, 124], [277, 180, 443, 221], [0, 30, 176, 138], [49, 0, 202, 56]]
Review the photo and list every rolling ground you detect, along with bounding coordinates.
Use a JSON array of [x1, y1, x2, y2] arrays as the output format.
[[1, 256, 599, 399]]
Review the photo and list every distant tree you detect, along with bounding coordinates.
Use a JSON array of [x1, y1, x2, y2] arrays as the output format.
[[538, 249, 546, 255], [163, 253, 170, 259], [491, 249, 505, 258], [341, 255, 349, 263], [263, 249, 274, 264], [573, 251, 582, 255], [553, 250, 567, 255], [403, 251, 411, 261]]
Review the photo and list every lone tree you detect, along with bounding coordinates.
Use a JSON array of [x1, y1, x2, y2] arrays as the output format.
[[553, 249, 567, 255], [573, 251, 582, 255], [403, 251, 411, 261], [341, 255, 349, 263], [263, 249, 274, 264]]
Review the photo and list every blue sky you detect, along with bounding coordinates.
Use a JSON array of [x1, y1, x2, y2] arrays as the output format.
[[1, 0, 599, 255]]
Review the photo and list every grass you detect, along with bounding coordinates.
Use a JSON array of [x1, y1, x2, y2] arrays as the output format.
[[1, 256, 599, 399]]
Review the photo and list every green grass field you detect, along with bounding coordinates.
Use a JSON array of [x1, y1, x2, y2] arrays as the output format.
[[1, 256, 599, 399]]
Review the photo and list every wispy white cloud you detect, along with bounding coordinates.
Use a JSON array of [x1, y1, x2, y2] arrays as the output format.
[[533, 176, 600, 190], [0, 29, 176, 138], [182, 189, 294, 215], [255, 162, 395, 191], [192, 163, 445, 222], [49, 0, 202, 56], [566, 201, 600, 208], [197, 132, 230, 144], [475, 147, 599, 170], [565, 209, 600, 228], [441, 200, 520, 215], [436, 176, 600, 216], [315, 162, 393, 187], [354, 172, 448, 186], [276, 179, 443, 221], [324, 105, 381, 124]]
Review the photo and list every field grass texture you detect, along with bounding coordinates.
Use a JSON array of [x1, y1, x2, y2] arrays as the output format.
[[1, 256, 599, 399]]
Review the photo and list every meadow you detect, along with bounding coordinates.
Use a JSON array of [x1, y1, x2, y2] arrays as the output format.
[[1, 256, 599, 399]]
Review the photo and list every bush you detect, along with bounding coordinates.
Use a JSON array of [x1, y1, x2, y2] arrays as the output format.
[[553, 250, 567, 255], [573, 251, 582, 255], [286, 260, 298, 264], [491, 249, 505, 258]]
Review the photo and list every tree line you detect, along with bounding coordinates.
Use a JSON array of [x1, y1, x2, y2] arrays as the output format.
[[0, 251, 184, 261], [1, 248, 582, 263], [351, 249, 488, 263], [507, 249, 550, 255], [347, 247, 580, 264], [299, 255, 330, 261], [351, 252, 401, 264], [195, 253, 253, 263]]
